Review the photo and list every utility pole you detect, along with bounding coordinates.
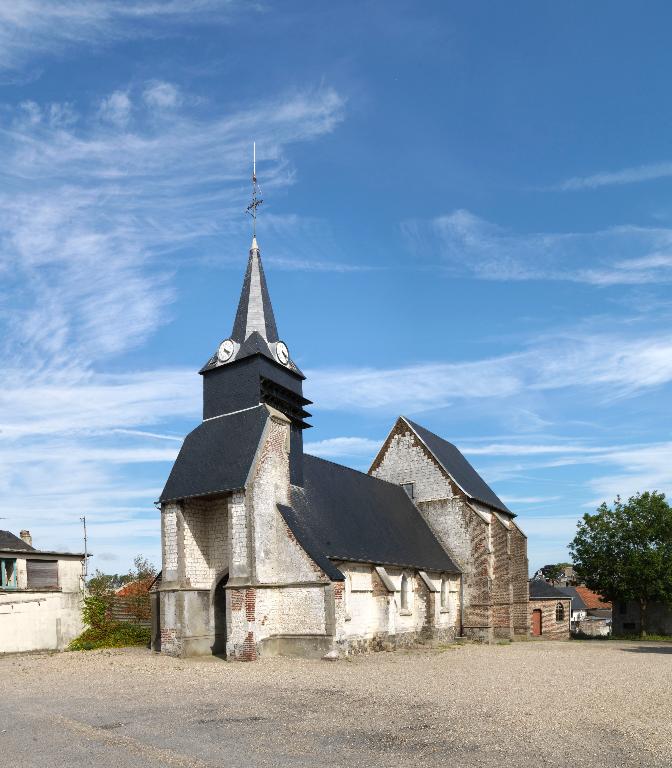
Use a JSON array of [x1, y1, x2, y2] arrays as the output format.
[[80, 516, 88, 580]]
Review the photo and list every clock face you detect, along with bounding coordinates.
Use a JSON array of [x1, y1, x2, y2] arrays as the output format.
[[276, 341, 290, 365], [217, 339, 235, 363]]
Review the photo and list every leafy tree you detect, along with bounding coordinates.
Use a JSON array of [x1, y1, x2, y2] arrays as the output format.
[[541, 563, 572, 585], [570, 492, 672, 637]]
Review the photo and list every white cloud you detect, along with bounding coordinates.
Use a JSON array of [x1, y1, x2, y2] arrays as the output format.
[[304, 436, 381, 458], [143, 81, 181, 110], [98, 90, 132, 126], [0, 1, 242, 73], [306, 332, 672, 413], [402, 209, 672, 285], [559, 161, 672, 191]]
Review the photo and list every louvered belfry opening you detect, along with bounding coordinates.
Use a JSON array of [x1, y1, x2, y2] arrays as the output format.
[[260, 377, 312, 430]]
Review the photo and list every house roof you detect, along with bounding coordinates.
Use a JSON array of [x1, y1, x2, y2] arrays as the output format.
[[159, 405, 268, 502], [557, 586, 588, 612], [574, 585, 612, 610], [287, 455, 461, 575], [529, 579, 571, 600], [0, 530, 35, 552], [402, 418, 512, 515]]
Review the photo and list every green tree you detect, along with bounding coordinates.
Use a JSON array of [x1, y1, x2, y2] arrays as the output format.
[[541, 563, 571, 585], [569, 492, 672, 637]]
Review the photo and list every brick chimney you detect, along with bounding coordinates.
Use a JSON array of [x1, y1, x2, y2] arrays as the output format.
[[20, 530, 32, 547]]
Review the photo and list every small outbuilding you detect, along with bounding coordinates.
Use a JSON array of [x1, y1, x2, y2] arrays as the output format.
[[0, 530, 87, 653], [528, 580, 571, 640]]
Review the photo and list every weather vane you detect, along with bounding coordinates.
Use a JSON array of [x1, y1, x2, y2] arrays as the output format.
[[246, 141, 263, 237]]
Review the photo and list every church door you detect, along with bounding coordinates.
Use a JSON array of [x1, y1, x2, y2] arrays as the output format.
[[532, 609, 542, 636], [212, 573, 229, 656]]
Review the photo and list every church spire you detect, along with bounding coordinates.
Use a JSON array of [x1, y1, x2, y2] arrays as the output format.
[[230, 236, 279, 344], [200, 144, 299, 376]]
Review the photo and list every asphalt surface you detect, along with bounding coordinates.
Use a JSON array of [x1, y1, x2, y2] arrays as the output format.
[[1, 640, 671, 767]]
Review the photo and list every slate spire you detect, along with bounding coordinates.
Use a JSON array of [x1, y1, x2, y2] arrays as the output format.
[[230, 237, 279, 344]]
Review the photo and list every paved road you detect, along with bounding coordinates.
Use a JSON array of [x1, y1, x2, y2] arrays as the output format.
[[1, 640, 671, 767]]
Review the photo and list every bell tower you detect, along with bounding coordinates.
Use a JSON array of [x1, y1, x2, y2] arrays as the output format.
[[199, 149, 311, 485]]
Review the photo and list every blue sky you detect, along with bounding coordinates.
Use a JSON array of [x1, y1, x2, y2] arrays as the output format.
[[1, 1, 671, 574]]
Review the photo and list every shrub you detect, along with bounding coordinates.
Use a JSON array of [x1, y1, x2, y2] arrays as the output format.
[[69, 622, 150, 651]]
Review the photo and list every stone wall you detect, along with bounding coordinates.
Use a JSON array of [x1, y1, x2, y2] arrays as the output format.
[[529, 598, 571, 640], [335, 562, 459, 654], [0, 557, 84, 653]]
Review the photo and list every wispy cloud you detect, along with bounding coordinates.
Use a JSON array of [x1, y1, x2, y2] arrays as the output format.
[[559, 161, 672, 191], [402, 209, 672, 285], [307, 332, 672, 413], [304, 436, 381, 458], [0, 1, 243, 73]]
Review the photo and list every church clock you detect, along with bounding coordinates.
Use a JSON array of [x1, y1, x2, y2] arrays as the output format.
[[275, 341, 290, 365], [217, 338, 235, 363]]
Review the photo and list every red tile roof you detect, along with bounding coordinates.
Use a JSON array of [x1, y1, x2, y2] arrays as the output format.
[[575, 585, 611, 610]]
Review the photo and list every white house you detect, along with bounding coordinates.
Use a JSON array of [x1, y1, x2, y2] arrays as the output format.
[[0, 530, 87, 653]]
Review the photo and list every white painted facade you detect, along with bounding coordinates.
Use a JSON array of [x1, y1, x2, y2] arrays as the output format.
[[0, 553, 85, 653]]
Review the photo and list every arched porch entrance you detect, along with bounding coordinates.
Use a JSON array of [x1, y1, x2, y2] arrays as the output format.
[[212, 572, 229, 656]]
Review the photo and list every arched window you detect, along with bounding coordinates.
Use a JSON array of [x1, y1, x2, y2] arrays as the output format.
[[400, 573, 411, 611], [556, 602, 565, 622], [440, 576, 449, 610]]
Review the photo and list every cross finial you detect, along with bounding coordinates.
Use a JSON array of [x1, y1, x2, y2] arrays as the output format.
[[246, 141, 263, 238]]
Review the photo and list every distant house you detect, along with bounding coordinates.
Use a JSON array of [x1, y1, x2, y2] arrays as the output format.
[[556, 586, 587, 630], [0, 529, 87, 653], [532, 564, 578, 587], [613, 600, 672, 636], [528, 580, 571, 639]]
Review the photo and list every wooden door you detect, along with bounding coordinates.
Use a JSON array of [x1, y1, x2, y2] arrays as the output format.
[[532, 609, 542, 636]]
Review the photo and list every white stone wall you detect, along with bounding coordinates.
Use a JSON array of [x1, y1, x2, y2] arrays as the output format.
[[162, 503, 179, 577], [371, 429, 453, 502], [336, 562, 459, 651], [182, 497, 229, 588], [256, 585, 327, 637], [0, 557, 84, 653], [249, 413, 326, 586]]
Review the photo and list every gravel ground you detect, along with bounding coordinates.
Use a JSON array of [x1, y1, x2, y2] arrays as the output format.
[[1, 640, 671, 768]]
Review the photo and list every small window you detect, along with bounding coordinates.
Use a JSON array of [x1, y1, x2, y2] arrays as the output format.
[[401, 482, 414, 500], [440, 576, 449, 610], [619, 601, 627, 615], [1, 558, 17, 589], [555, 602, 565, 622], [400, 573, 411, 611], [27, 560, 59, 589]]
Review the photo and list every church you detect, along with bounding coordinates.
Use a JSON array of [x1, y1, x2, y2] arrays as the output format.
[[153, 210, 529, 660]]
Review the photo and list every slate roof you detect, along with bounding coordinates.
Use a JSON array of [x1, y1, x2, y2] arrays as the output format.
[[159, 405, 268, 502], [286, 455, 461, 574], [200, 239, 302, 376], [529, 579, 571, 600], [231, 239, 279, 345], [557, 586, 588, 612], [0, 530, 35, 552], [403, 418, 512, 515]]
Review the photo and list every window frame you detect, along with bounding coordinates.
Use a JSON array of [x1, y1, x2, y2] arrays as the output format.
[[440, 576, 450, 612], [400, 573, 412, 614], [555, 601, 565, 622], [1, 558, 18, 589]]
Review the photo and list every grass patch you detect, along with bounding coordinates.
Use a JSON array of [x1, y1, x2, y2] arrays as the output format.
[[496, 639, 511, 645], [68, 622, 150, 651]]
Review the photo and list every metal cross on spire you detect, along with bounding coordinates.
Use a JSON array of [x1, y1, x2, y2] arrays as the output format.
[[246, 141, 263, 237]]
